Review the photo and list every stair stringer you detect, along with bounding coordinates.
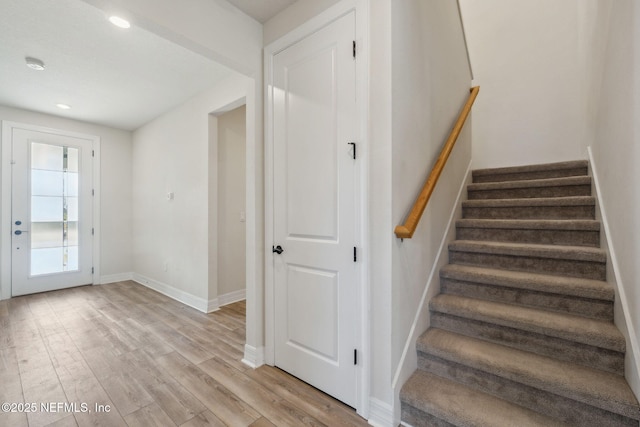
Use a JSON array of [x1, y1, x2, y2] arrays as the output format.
[[589, 147, 640, 401]]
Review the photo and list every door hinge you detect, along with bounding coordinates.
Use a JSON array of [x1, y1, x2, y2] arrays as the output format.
[[91, 267, 94, 274], [92, 150, 95, 157], [354, 349, 358, 365], [348, 142, 356, 160], [353, 247, 357, 262], [92, 228, 94, 236], [353, 40, 356, 58]]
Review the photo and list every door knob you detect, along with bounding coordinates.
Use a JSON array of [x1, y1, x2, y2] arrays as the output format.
[[272, 245, 284, 254], [14, 230, 29, 235]]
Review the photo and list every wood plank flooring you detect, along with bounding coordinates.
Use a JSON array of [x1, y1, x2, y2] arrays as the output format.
[[0, 281, 368, 427]]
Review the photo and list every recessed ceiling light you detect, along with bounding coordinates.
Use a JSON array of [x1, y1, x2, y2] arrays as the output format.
[[56, 104, 71, 110], [108, 15, 131, 29], [25, 57, 45, 71]]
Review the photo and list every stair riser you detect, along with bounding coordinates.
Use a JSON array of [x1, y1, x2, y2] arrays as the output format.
[[472, 167, 589, 183], [468, 184, 591, 200], [449, 251, 606, 281], [417, 354, 638, 427], [456, 227, 599, 247], [440, 278, 614, 320], [401, 404, 455, 427], [462, 205, 595, 220], [430, 313, 624, 375]]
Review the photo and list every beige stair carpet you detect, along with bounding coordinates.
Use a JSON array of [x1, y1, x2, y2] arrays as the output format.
[[400, 160, 640, 426]]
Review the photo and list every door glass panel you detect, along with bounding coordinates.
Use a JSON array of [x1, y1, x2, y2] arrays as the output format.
[[30, 142, 80, 275], [67, 222, 78, 246], [31, 197, 64, 222], [31, 247, 64, 276], [66, 197, 79, 222], [64, 172, 79, 197], [31, 222, 64, 248], [32, 143, 63, 171], [32, 170, 64, 196]]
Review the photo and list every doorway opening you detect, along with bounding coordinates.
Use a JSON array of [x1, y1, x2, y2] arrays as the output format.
[[215, 105, 247, 305]]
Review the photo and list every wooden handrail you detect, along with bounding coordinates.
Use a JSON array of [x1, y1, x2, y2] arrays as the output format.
[[395, 86, 480, 239]]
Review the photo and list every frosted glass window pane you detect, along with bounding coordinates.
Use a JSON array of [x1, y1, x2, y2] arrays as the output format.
[[31, 248, 63, 275], [32, 143, 63, 171], [64, 172, 79, 197], [66, 246, 79, 271], [32, 197, 63, 222], [32, 170, 64, 196], [32, 222, 63, 248], [66, 148, 79, 172], [67, 222, 78, 246], [66, 197, 78, 221]]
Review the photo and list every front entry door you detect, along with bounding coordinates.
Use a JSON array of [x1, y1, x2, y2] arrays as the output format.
[[11, 127, 94, 296], [272, 12, 358, 407]]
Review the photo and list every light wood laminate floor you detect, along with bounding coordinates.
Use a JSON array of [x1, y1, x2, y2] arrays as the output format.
[[0, 281, 368, 427]]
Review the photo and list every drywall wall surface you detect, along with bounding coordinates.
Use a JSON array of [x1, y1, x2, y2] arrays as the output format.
[[132, 73, 250, 302], [578, 0, 614, 151], [0, 105, 133, 278], [263, 0, 341, 46], [217, 106, 246, 297], [368, 0, 394, 409], [390, 0, 472, 418], [80, 0, 262, 75], [591, 0, 640, 397], [459, 0, 584, 169]]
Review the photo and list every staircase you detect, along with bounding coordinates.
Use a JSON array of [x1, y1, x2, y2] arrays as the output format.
[[400, 160, 640, 426]]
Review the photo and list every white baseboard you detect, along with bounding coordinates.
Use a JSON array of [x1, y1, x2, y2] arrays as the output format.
[[367, 397, 394, 427], [588, 148, 640, 398], [207, 298, 220, 313], [242, 344, 265, 368], [132, 273, 209, 313], [218, 288, 246, 306], [99, 272, 134, 284], [391, 159, 472, 409], [206, 289, 246, 313]]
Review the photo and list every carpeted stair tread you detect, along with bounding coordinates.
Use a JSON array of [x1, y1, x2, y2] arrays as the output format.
[[468, 175, 591, 192], [430, 294, 624, 351], [472, 160, 589, 183], [440, 264, 614, 301], [449, 240, 606, 263], [456, 218, 600, 231], [401, 370, 566, 427], [418, 329, 640, 420], [462, 197, 596, 220], [463, 196, 595, 209]]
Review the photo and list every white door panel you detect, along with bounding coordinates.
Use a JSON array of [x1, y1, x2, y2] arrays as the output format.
[[273, 11, 357, 407], [11, 128, 94, 296]]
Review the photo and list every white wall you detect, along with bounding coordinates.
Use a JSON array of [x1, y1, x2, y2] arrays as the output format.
[[459, 0, 586, 169], [132, 73, 250, 308], [368, 0, 394, 415], [0, 105, 133, 287], [263, 0, 341, 46], [80, 0, 262, 75], [589, 0, 640, 398], [216, 106, 246, 298], [81, 0, 264, 352], [390, 0, 472, 420]]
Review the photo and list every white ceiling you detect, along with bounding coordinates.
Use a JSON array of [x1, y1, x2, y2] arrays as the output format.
[[0, 0, 236, 131], [226, 0, 297, 23]]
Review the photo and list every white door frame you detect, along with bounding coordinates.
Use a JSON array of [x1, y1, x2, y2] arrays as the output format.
[[264, 0, 370, 417], [1, 121, 101, 300]]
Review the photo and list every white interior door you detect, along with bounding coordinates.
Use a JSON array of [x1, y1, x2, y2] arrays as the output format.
[[272, 11, 358, 407], [11, 127, 94, 296]]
